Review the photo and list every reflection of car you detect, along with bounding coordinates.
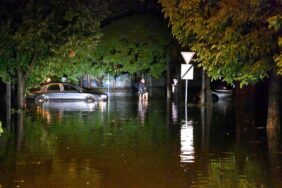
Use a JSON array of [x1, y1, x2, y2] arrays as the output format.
[[41, 101, 98, 111], [26, 82, 108, 103], [212, 89, 233, 99]]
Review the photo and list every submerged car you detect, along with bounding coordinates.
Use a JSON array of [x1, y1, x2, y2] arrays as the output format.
[[27, 82, 108, 103], [211, 81, 233, 100]]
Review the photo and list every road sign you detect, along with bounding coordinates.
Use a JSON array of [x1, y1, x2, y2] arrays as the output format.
[[181, 52, 195, 64], [181, 64, 194, 80], [180, 51, 195, 105]]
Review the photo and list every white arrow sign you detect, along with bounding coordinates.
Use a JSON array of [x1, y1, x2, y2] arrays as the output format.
[[181, 52, 195, 64]]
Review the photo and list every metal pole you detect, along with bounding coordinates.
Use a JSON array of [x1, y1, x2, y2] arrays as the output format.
[[185, 79, 188, 124], [185, 79, 188, 105]]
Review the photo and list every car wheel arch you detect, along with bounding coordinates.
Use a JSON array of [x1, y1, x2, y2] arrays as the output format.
[[35, 95, 47, 103], [86, 95, 96, 103]]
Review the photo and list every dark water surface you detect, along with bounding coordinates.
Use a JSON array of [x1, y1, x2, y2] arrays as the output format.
[[0, 94, 281, 188]]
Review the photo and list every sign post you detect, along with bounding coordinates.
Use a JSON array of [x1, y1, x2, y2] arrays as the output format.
[[181, 52, 195, 105]]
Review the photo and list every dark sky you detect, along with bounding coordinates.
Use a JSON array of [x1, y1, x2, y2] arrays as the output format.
[[0, 0, 163, 25]]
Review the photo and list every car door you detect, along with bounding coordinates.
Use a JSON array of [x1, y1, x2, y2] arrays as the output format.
[[45, 83, 63, 100], [63, 84, 84, 100]]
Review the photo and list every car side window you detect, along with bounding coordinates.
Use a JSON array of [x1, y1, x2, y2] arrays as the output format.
[[46, 84, 61, 91], [64, 84, 79, 92]]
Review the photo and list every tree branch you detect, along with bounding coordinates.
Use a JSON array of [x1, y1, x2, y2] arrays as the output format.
[[23, 54, 38, 83]]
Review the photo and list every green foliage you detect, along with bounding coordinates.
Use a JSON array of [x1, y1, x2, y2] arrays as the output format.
[[160, 0, 281, 87], [92, 14, 173, 78], [268, 15, 282, 75], [0, 121, 3, 136], [0, 24, 16, 82], [268, 15, 282, 32], [0, 0, 108, 89]]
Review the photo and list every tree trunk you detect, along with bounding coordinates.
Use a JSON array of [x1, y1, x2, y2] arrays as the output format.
[[79, 76, 83, 87], [87, 74, 91, 88], [5, 81, 11, 130], [200, 70, 212, 104], [205, 72, 212, 104], [200, 69, 205, 104], [266, 73, 280, 129], [16, 69, 25, 109], [166, 61, 171, 100]]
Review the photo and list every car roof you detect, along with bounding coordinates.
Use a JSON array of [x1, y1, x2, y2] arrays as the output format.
[[41, 82, 81, 89], [42, 82, 76, 86]]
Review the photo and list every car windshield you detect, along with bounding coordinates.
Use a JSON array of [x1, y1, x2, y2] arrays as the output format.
[[46, 84, 60, 91], [64, 84, 79, 91], [82, 87, 105, 94]]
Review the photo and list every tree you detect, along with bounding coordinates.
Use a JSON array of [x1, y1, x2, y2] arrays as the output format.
[[0, 0, 108, 109], [160, 0, 281, 128], [268, 15, 282, 75], [92, 14, 173, 78]]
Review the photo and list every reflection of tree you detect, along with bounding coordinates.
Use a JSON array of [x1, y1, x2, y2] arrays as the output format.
[[171, 102, 178, 124], [204, 154, 264, 187], [16, 112, 24, 150], [267, 128, 280, 188], [188, 142, 269, 188], [187, 102, 278, 188], [201, 105, 212, 152]]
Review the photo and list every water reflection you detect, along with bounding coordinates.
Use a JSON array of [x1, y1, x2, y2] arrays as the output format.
[[138, 100, 148, 126], [171, 102, 178, 124], [28, 101, 108, 124], [40, 101, 98, 112], [0, 95, 281, 188], [180, 120, 194, 163]]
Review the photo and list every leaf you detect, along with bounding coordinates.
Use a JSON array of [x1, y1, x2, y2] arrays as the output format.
[[0, 121, 3, 136]]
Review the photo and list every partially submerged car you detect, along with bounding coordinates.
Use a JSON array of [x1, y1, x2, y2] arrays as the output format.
[[211, 81, 233, 100], [212, 89, 233, 99], [26, 82, 108, 103]]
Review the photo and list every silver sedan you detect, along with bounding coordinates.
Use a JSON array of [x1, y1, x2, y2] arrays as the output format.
[[27, 82, 108, 103]]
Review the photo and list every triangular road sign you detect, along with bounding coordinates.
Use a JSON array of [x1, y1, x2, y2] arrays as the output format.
[[181, 52, 195, 64]]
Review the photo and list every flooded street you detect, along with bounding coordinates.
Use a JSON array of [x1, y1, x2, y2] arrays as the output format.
[[0, 92, 281, 188]]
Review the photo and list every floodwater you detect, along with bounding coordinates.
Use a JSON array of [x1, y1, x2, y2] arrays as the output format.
[[0, 92, 281, 188]]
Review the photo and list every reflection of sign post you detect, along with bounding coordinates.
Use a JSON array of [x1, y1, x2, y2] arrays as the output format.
[[180, 121, 195, 163], [181, 52, 195, 105]]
